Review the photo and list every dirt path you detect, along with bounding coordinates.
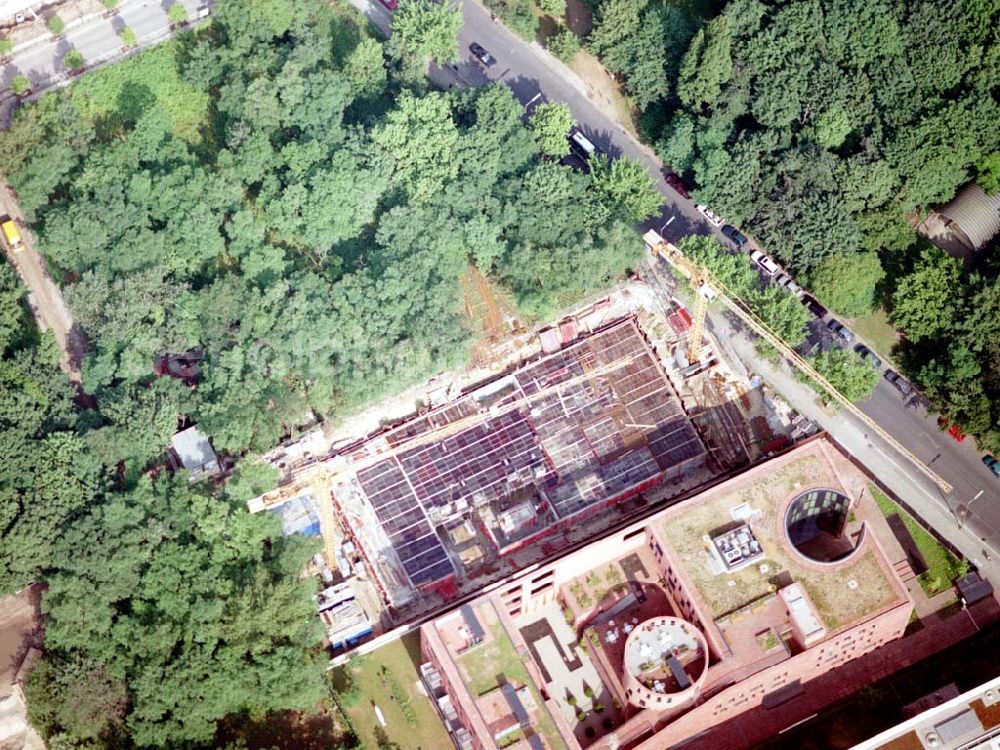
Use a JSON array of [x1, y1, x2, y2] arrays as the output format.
[[0, 180, 85, 384]]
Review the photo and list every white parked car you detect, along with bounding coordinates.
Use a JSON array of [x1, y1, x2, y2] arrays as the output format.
[[695, 204, 724, 227], [750, 249, 781, 276]]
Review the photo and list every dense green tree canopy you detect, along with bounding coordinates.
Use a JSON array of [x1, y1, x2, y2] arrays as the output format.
[[808, 348, 880, 403], [660, 0, 1000, 277], [806, 252, 884, 318], [589, 154, 663, 221], [529, 102, 573, 158], [390, 0, 462, 63], [589, 0, 695, 110]]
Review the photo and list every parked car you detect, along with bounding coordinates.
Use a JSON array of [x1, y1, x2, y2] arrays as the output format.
[[378, 0, 398, 9], [826, 319, 854, 343], [721, 224, 748, 247], [937, 417, 967, 442], [801, 294, 827, 319], [883, 370, 913, 397], [469, 42, 496, 67], [854, 344, 882, 370], [695, 204, 725, 227], [983, 455, 1000, 477], [776, 273, 793, 287], [665, 172, 690, 199], [750, 249, 781, 276], [567, 127, 598, 162]]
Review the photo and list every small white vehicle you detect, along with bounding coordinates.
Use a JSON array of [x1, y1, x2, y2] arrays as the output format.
[[695, 204, 724, 227], [750, 249, 781, 276]]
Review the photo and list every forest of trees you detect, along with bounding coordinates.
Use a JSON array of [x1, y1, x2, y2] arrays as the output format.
[[0, 0, 655, 746], [586, 0, 1000, 449]]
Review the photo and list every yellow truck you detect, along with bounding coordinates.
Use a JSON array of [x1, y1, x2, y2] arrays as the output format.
[[1, 216, 23, 253]]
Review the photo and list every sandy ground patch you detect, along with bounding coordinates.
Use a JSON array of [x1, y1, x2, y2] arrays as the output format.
[[0, 586, 41, 700], [570, 49, 637, 137]]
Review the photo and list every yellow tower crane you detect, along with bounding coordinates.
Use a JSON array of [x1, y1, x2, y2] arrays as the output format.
[[643, 230, 953, 494]]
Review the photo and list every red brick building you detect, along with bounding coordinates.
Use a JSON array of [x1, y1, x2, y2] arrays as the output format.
[[419, 437, 913, 750]]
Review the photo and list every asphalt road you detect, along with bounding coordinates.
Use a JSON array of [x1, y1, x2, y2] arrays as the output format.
[[0, 0, 207, 94], [859, 379, 1000, 550]]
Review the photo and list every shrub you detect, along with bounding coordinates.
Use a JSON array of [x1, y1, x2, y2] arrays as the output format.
[[583, 685, 594, 698], [576, 709, 587, 722], [567, 694, 577, 706], [0, 38, 12, 57], [486, 0, 537, 41], [585, 726, 596, 739], [546, 27, 580, 63], [47, 15, 65, 35], [10, 74, 29, 95], [602, 718, 614, 731], [538, 0, 566, 17], [119, 27, 137, 47], [64, 49, 85, 71], [594, 702, 604, 713], [102, 0, 119, 8], [167, 3, 188, 25]]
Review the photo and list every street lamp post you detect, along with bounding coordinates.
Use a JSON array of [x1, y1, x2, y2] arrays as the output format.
[[957, 489, 985, 529]]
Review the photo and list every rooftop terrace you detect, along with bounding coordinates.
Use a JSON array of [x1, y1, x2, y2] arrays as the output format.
[[658, 444, 900, 631]]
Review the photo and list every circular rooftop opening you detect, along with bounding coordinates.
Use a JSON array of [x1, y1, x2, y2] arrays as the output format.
[[785, 488, 861, 564], [622, 616, 707, 709]]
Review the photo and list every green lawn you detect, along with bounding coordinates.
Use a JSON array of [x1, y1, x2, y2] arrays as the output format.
[[330, 635, 452, 750], [457, 620, 532, 697], [847, 308, 899, 364], [456, 620, 564, 748], [869, 485, 966, 596], [69, 43, 210, 142]]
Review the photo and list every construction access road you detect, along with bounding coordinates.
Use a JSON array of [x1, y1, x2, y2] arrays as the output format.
[[0, 180, 84, 383]]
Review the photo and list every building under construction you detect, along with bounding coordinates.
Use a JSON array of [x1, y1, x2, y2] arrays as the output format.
[[329, 318, 706, 607]]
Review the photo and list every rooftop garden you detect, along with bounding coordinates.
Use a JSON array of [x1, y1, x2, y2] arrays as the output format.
[[659, 451, 900, 630], [565, 561, 629, 613], [455, 608, 563, 748]]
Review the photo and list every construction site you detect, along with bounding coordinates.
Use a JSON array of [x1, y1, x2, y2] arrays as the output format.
[[249, 254, 818, 651]]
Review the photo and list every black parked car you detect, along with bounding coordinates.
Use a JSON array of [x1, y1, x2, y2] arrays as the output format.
[[883, 370, 914, 397], [801, 294, 827, 319], [826, 319, 854, 343], [469, 42, 496, 67]]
